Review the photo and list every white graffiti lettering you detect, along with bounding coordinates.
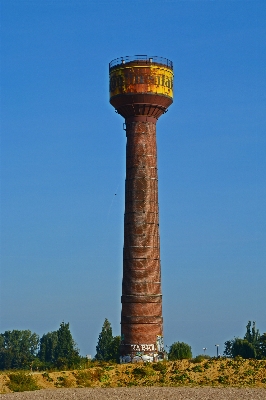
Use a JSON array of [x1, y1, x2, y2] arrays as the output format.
[[130, 344, 155, 351]]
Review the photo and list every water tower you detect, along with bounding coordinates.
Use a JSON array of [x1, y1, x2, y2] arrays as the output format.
[[109, 55, 174, 362]]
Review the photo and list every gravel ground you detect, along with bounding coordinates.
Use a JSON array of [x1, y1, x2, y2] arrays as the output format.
[[1, 387, 266, 400]]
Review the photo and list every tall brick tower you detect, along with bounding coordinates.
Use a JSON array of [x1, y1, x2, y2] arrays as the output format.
[[109, 55, 174, 362]]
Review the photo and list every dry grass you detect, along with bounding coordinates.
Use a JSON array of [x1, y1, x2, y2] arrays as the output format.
[[1, 358, 265, 393]]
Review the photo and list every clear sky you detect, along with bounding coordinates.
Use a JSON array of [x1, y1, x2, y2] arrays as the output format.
[[1, 0, 265, 358]]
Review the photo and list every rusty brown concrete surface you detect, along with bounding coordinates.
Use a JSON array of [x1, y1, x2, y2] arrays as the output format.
[[110, 93, 173, 119]]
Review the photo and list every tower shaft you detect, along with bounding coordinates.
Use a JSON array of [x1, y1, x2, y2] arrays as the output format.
[[121, 116, 162, 357]]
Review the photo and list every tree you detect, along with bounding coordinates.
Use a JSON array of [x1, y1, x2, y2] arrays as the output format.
[[95, 319, 119, 361], [168, 341, 192, 360], [0, 330, 39, 370], [54, 322, 80, 367], [38, 331, 58, 363], [109, 336, 121, 362], [0, 323, 81, 370], [231, 338, 256, 359], [244, 321, 260, 347], [224, 339, 233, 357], [39, 322, 80, 368], [224, 321, 262, 359], [258, 333, 266, 359]]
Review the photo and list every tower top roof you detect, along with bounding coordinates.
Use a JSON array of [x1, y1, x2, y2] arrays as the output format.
[[109, 55, 173, 71]]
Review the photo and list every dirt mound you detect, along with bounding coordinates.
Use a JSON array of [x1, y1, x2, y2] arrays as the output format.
[[1, 358, 265, 394]]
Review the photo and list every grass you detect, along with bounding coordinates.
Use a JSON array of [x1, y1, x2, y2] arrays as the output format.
[[1, 358, 266, 392]]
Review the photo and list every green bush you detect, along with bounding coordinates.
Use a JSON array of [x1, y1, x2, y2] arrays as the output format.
[[132, 367, 150, 379], [42, 371, 53, 382], [152, 362, 167, 374], [55, 374, 74, 388], [7, 372, 39, 392], [191, 354, 211, 363], [168, 342, 192, 360], [75, 370, 93, 387], [218, 374, 229, 384], [75, 368, 104, 385], [191, 365, 203, 372], [170, 372, 191, 384]]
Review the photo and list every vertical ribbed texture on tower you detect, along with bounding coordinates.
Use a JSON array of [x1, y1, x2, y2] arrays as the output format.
[[121, 119, 162, 355]]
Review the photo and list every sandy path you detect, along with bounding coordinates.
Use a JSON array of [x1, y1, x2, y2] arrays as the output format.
[[1, 387, 266, 399]]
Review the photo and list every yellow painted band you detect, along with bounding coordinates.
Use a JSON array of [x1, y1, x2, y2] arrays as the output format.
[[109, 64, 174, 99]]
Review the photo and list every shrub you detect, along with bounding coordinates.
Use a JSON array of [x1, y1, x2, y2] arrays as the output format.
[[132, 367, 149, 379], [191, 354, 210, 363], [7, 372, 39, 392], [191, 365, 203, 372], [218, 374, 229, 384], [75, 370, 93, 387], [170, 372, 191, 384], [55, 374, 75, 388], [75, 368, 104, 385], [42, 372, 53, 382], [152, 362, 167, 374]]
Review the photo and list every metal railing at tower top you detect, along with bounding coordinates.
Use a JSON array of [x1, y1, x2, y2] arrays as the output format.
[[109, 55, 173, 71]]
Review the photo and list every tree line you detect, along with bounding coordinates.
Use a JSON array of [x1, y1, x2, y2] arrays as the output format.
[[0, 322, 80, 370], [0, 319, 121, 371], [223, 321, 266, 359], [1, 320, 265, 370]]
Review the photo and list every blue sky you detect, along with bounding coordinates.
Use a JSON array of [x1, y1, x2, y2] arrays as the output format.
[[1, 0, 265, 357]]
